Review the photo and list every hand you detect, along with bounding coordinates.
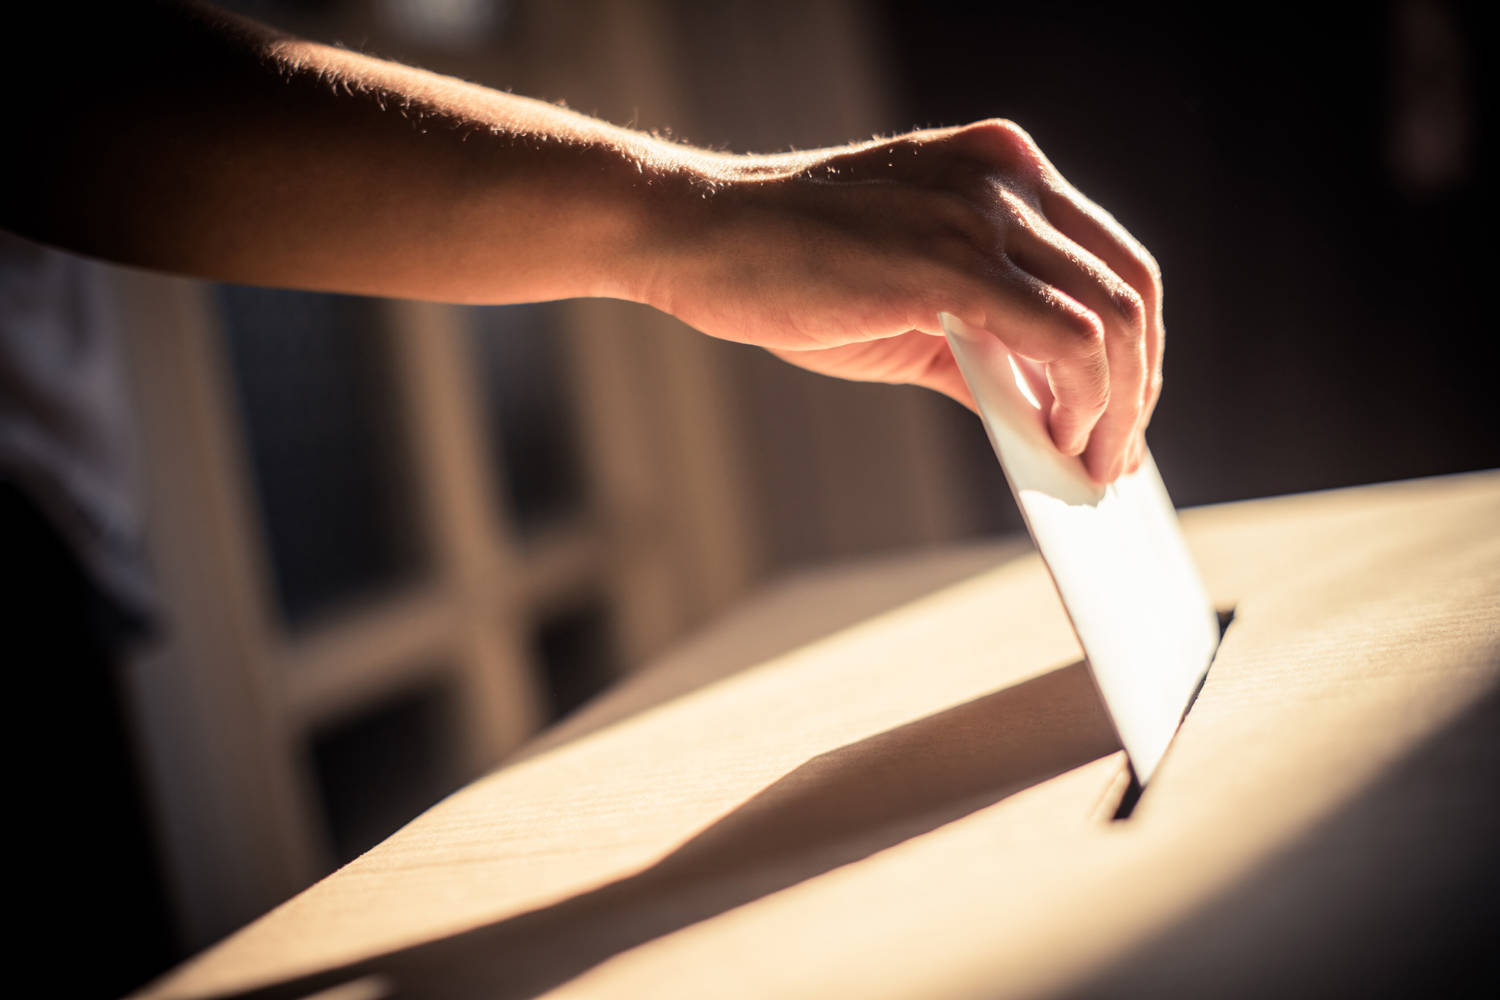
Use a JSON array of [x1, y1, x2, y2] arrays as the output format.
[[639, 120, 1164, 483]]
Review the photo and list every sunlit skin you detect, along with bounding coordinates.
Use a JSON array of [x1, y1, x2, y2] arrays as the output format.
[[5, 2, 1164, 482]]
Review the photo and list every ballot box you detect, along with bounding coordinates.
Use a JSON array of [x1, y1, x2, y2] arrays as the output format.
[[135, 471, 1500, 999]]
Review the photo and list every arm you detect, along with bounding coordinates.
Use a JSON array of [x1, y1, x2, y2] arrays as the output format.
[[3, 2, 683, 304], [3, 2, 1162, 482]]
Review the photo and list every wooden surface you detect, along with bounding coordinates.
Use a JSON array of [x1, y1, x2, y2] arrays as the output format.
[[136, 471, 1500, 1000]]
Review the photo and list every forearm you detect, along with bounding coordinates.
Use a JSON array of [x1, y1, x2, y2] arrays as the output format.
[[4, 3, 1167, 481], [3, 2, 744, 304]]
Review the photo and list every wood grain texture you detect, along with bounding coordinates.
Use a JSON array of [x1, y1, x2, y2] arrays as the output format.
[[135, 471, 1500, 1000]]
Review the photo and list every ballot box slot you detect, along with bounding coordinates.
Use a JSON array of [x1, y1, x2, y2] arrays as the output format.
[[1107, 605, 1236, 821]]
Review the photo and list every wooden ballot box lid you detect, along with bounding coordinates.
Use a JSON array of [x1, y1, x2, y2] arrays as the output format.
[[136, 471, 1500, 1000]]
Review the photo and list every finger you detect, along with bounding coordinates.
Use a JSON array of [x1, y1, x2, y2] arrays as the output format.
[[1041, 185, 1165, 445], [939, 264, 1110, 455], [1005, 214, 1147, 482]]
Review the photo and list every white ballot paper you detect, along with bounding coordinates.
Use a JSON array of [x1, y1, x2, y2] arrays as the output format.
[[941, 313, 1219, 783]]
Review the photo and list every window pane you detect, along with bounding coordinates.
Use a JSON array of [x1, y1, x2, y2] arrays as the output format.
[[466, 304, 588, 537], [309, 677, 466, 866], [217, 286, 427, 628], [533, 595, 616, 722]]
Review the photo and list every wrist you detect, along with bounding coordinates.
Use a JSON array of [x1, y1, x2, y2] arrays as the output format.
[[612, 142, 819, 315], [601, 137, 733, 310]]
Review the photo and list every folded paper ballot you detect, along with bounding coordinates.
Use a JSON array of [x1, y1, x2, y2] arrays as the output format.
[[940, 313, 1219, 783]]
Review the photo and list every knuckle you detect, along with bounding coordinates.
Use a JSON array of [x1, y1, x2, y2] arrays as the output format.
[[1135, 250, 1164, 309], [1111, 286, 1148, 335], [1063, 307, 1107, 353], [1141, 248, 1163, 288], [964, 118, 1046, 176], [987, 118, 1037, 155]]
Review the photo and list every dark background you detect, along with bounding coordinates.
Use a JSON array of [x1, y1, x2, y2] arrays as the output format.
[[883, 0, 1493, 506]]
